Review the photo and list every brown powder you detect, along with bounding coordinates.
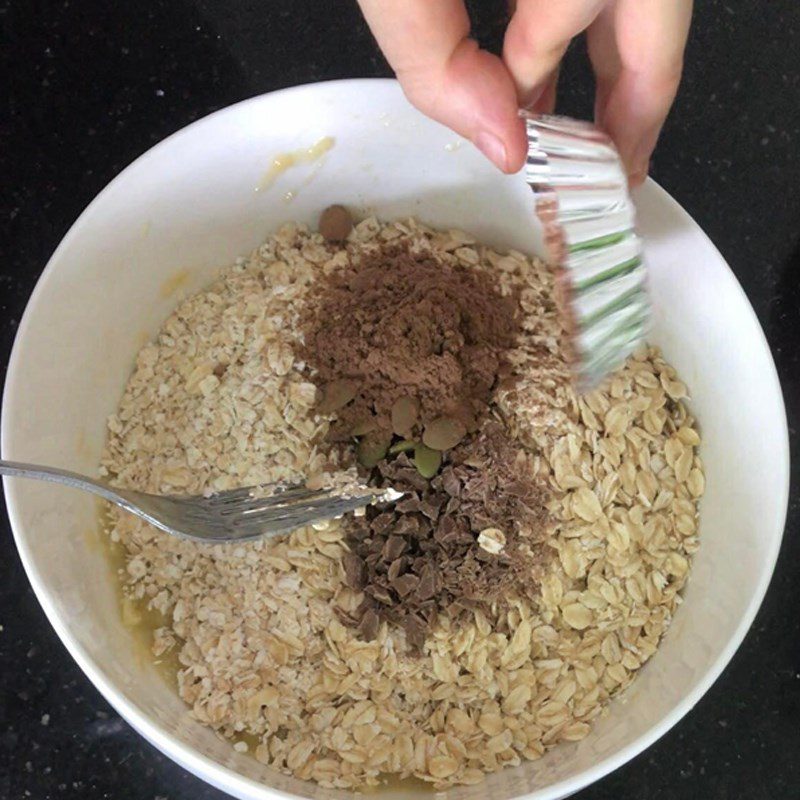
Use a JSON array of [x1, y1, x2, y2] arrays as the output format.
[[300, 241, 519, 440], [339, 422, 552, 650]]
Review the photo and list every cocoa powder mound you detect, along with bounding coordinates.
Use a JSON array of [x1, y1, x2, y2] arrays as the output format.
[[300, 241, 519, 439], [339, 422, 552, 650]]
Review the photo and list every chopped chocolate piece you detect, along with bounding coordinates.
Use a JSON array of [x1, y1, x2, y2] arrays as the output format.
[[416, 566, 438, 601], [419, 496, 444, 522], [411, 556, 428, 574], [358, 608, 380, 640], [387, 557, 409, 581], [366, 585, 395, 605], [382, 535, 408, 562], [396, 494, 422, 513], [505, 480, 531, 498], [393, 468, 430, 493], [445, 497, 461, 516], [434, 520, 463, 545], [440, 468, 462, 498], [371, 512, 395, 535], [391, 573, 420, 598], [342, 552, 367, 590], [404, 615, 428, 651]]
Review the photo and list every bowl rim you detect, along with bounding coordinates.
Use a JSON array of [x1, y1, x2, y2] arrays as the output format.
[[1, 78, 791, 800]]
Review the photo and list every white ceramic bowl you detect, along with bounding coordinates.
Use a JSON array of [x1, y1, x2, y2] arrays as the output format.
[[1, 80, 789, 800]]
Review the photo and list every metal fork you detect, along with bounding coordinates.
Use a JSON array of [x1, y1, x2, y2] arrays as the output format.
[[0, 460, 394, 543]]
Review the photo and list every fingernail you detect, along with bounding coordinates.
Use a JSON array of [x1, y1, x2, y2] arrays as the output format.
[[474, 131, 508, 172]]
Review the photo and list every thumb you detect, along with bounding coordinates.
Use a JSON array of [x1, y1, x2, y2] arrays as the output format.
[[358, 0, 527, 173], [402, 39, 528, 173]]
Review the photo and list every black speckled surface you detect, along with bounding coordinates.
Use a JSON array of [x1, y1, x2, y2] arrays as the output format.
[[1, 2, 798, 798]]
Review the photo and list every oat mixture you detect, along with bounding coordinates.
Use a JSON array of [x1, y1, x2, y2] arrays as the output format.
[[101, 215, 704, 789]]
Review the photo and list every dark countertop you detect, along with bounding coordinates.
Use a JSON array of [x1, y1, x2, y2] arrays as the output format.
[[1, 1, 798, 798]]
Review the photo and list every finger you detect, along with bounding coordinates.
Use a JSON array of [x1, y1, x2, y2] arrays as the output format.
[[588, 0, 692, 183], [529, 65, 560, 114], [358, 0, 527, 172], [503, 0, 605, 107]]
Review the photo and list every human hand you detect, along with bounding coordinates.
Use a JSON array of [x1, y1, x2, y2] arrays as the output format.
[[357, 0, 692, 186]]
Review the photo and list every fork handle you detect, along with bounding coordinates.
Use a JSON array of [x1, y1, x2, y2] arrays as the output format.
[[0, 459, 125, 506]]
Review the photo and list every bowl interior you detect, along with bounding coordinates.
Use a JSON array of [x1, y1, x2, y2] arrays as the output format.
[[1, 80, 788, 800]]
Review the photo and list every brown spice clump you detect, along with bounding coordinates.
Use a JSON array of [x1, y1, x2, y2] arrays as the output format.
[[300, 241, 519, 440], [339, 422, 552, 650]]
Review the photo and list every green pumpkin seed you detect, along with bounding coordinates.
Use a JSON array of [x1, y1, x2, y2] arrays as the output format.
[[350, 416, 378, 436], [317, 379, 359, 414], [391, 396, 419, 436], [414, 445, 442, 478], [388, 438, 417, 454], [357, 433, 391, 468], [422, 416, 467, 451]]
